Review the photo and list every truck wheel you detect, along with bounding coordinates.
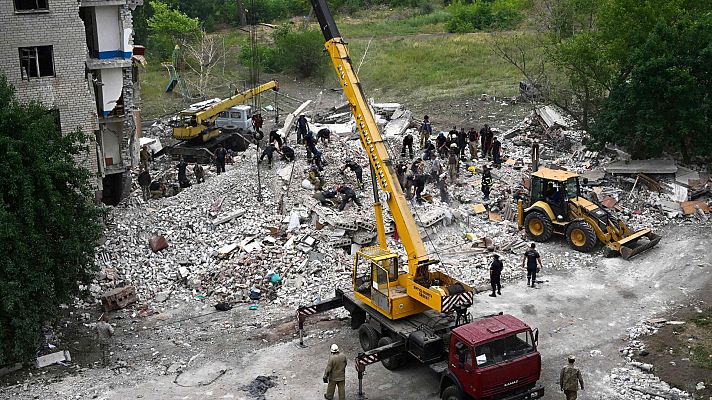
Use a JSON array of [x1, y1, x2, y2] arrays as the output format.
[[350, 310, 366, 330], [358, 323, 379, 351], [566, 221, 597, 252], [377, 336, 403, 370], [441, 386, 463, 400], [221, 124, 239, 133], [524, 211, 553, 242]]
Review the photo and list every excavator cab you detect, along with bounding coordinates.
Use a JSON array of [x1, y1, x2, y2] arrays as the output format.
[[518, 168, 661, 259]]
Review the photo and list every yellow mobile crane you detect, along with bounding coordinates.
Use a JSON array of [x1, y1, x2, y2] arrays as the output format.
[[309, 0, 473, 321], [165, 81, 279, 162]]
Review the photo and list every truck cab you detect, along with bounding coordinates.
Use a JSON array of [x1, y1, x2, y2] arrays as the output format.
[[442, 314, 544, 400], [216, 104, 253, 133]]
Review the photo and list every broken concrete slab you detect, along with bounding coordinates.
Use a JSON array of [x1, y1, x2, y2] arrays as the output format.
[[535, 105, 569, 129], [217, 243, 239, 258], [580, 170, 605, 185], [212, 210, 245, 225], [35, 350, 71, 368], [604, 159, 678, 174]]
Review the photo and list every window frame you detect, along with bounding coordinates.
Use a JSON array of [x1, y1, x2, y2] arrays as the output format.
[[14, 0, 49, 12], [19, 45, 55, 80]]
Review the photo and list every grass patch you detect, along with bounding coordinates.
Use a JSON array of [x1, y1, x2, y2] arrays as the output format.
[[339, 9, 451, 38], [691, 307, 712, 327]]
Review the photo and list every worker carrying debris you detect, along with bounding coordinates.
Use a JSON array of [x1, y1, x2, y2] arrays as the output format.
[[323, 343, 347, 400], [340, 158, 364, 189], [560, 355, 584, 400]]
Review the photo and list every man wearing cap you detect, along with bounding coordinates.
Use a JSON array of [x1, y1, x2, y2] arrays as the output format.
[[323, 343, 347, 400], [560, 355, 584, 399], [489, 254, 504, 297]]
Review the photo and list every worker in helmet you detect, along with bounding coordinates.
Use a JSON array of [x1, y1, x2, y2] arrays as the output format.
[[340, 158, 364, 189], [336, 185, 361, 211], [323, 343, 347, 400]]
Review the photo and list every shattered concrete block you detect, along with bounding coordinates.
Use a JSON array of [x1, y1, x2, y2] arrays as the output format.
[[35, 350, 71, 368], [148, 235, 168, 253], [101, 286, 138, 311], [212, 210, 245, 225], [417, 209, 445, 228]]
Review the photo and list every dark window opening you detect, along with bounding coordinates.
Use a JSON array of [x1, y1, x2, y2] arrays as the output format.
[[15, 0, 48, 11], [19, 46, 54, 80], [475, 331, 535, 368]]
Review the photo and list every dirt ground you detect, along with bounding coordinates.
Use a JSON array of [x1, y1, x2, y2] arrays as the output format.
[[1, 223, 710, 400]]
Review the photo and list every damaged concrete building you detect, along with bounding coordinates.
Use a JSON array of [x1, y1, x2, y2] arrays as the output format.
[[0, 0, 144, 204]]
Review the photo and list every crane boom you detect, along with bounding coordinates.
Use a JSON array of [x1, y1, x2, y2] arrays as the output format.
[[173, 80, 279, 141], [310, 0, 473, 318]]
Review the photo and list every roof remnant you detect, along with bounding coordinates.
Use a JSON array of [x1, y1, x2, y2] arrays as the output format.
[[604, 159, 678, 175]]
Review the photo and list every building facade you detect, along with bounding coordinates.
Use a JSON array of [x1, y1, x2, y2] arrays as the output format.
[[0, 0, 143, 204]]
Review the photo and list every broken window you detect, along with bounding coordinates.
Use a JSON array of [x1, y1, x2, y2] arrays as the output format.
[[19, 46, 54, 80], [14, 0, 48, 11]]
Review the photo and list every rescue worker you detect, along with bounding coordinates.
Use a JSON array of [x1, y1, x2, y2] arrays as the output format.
[[323, 343, 347, 400], [481, 166, 493, 201], [468, 127, 479, 160], [259, 143, 278, 167], [295, 114, 309, 144], [560, 355, 584, 400], [138, 169, 151, 201], [395, 161, 408, 190], [251, 113, 264, 133], [456, 127, 467, 159], [448, 126, 459, 144], [422, 139, 436, 160], [215, 144, 227, 174], [437, 172, 450, 204], [269, 130, 283, 148], [176, 158, 191, 188], [337, 185, 361, 211], [491, 136, 502, 167], [149, 179, 166, 199], [522, 243, 543, 288], [305, 130, 317, 161], [413, 171, 427, 205], [317, 127, 332, 146], [436, 132, 448, 158], [280, 144, 295, 162], [312, 147, 325, 171], [480, 124, 492, 158], [429, 154, 444, 184], [447, 143, 459, 183], [193, 163, 205, 183], [340, 158, 364, 189], [139, 145, 151, 171], [401, 131, 414, 159], [489, 254, 503, 297], [96, 314, 114, 366], [308, 165, 325, 191], [313, 187, 339, 208], [419, 115, 432, 148]]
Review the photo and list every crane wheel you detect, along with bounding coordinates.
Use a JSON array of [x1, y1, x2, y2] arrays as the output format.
[[566, 221, 597, 252], [524, 211, 553, 242], [378, 336, 403, 370], [441, 386, 463, 400], [358, 323, 379, 351]]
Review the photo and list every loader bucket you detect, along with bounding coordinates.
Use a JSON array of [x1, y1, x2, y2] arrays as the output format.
[[617, 229, 662, 260]]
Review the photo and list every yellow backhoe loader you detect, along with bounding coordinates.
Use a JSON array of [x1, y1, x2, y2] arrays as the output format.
[[517, 167, 660, 259]]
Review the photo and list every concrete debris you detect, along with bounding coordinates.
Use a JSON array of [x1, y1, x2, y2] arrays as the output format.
[[35, 351, 71, 368], [101, 286, 138, 311], [535, 105, 569, 130], [605, 159, 678, 175]]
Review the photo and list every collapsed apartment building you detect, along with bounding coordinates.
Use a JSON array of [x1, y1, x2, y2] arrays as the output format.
[[0, 0, 144, 204]]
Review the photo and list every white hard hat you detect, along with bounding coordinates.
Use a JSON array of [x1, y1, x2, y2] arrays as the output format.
[[331, 344, 339, 353], [450, 143, 457, 148]]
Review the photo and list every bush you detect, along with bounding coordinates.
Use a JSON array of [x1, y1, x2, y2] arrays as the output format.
[[242, 26, 329, 78], [446, 0, 525, 33]]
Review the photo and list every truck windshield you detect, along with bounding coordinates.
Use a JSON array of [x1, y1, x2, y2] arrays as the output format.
[[474, 331, 535, 368]]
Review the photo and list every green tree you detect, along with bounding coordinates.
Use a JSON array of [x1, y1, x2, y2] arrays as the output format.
[[147, 1, 201, 59], [241, 26, 329, 78], [0, 76, 104, 365]]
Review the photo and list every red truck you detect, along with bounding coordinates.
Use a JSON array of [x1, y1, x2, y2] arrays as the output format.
[[298, 289, 544, 400]]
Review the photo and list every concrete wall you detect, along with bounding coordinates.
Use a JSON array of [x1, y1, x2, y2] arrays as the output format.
[[94, 6, 126, 58], [0, 0, 101, 189], [99, 67, 123, 116]]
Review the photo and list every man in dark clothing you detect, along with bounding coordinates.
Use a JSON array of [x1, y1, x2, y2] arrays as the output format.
[[215, 144, 227, 174], [138, 169, 151, 201], [323, 344, 347, 400], [317, 128, 331, 146], [522, 243, 543, 288], [252, 113, 264, 133], [176, 159, 191, 188], [296, 114, 309, 144], [448, 126, 459, 144], [259, 143, 278, 167], [419, 115, 432, 148], [489, 254, 504, 297], [396, 161, 408, 190], [480, 124, 492, 158], [422, 140, 435, 160], [280, 144, 295, 162], [413, 172, 427, 204], [467, 128, 479, 160], [312, 147, 325, 171], [456, 128, 467, 159], [305, 130, 317, 160], [401, 132, 414, 159], [337, 185, 361, 211], [491, 136, 502, 167], [314, 187, 339, 208], [340, 159, 364, 189], [481, 166, 493, 200], [269, 130, 283, 148], [193, 163, 205, 183], [435, 132, 448, 158]]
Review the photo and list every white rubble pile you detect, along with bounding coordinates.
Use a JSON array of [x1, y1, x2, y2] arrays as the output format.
[[608, 367, 692, 400]]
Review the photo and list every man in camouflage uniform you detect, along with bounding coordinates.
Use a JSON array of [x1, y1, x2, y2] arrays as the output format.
[[96, 314, 114, 366], [559, 355, 584, 400], [323, 344, 347, 400]]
